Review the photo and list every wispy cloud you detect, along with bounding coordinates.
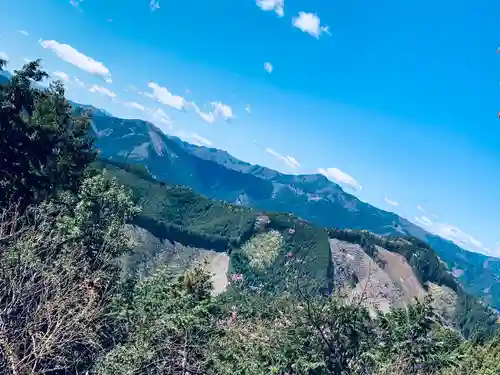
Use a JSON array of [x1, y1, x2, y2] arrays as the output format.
[[88, 84, 116, 98], [145, 108, 172, 131], [53, 71, 70, 82], [0, 52, 9, 61], [192, 101, 235, 124], [150, 0, 160, 12], [124, 84, 137, 93], [40, 40, 112, 83], [124, 101, 146, 112], [50, 71, 89, 89], [143, 82, 187, 110], [384, 197, 399, 207], [192, 103, 215, 124], [190, 133, 213, 147], [18, 30, 29, 37], [266, 148, 301, 169], [293, 12, 330, 39], [176, 131, 213, 147], [256, 0, 284, 17], [245, 104, 252, 114], [318, 167, 362, 191], [210, 102, 234, 122], [413, 216, 492, 255], [264, 62, 273, 74], [74, 77, 86, 87], [69, 0, 84, 8]]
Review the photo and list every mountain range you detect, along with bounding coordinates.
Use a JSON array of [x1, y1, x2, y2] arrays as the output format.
[[87, 108, 500, 309], [3, 65, 495, 309], [94, 158, 497, 339]]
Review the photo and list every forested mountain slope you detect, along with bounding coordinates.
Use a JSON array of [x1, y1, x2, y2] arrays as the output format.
[[89, 110, 500, 309], [92, 159, 499, 339]]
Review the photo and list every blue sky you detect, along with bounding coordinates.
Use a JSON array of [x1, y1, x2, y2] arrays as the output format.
[[1, 0, 499, 255]]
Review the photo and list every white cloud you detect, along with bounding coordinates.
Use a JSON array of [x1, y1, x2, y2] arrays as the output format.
[[53, 71, 70, 82], [266, 148, 301, 169], [176, 131, 213, 147], [417, 204, 426, 213], [150, 0, 160, 11], [318, 167, 362, 191], [413, 216, 491, 255], [414, 216, 434, 227], [124, 84, 137, 93], [196, 109, 216, 124], [192, 101, 234, 124], [384, 197, 399, 207], [145, 82, 187, 110], [211, 101, 234, 122], [88, 84, 116, 98], [245, 104, 252, 114], [149, 108, 172, 128], [69, 0, 84, 8], [40, 40, 112, 83], [18, 30, 29, 37], [74, 77, 86, 87], [0, 52, 9, 61], [264, 62, 273, 74], [293, 12, 330, 39], [256, 0, 284, 17], [190, 133, 213, 147], [124, 101, 146, 112]]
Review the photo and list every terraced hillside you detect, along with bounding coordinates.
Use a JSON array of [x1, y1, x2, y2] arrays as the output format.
[[94, 160, 498, 339]]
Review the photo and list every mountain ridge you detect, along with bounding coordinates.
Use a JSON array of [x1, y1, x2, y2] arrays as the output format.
[[94, 158, 498, 339], [77, 102, 500, 308]]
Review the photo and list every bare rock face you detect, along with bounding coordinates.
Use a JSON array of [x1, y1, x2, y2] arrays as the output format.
[[122, 225, 229, 295], [329, 239, 455, 317], [330, 239, 400, 313]]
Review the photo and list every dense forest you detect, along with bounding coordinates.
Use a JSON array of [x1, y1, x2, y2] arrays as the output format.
[[1, 58, 500, 375]]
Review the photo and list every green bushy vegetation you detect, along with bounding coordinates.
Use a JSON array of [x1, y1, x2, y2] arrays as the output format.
[[2, 58, 500, 375]]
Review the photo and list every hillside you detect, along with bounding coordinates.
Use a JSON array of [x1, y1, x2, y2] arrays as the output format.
[[4, 59, 500, 375], [92, 159, 498, 339], [89, 109, 500, 309]]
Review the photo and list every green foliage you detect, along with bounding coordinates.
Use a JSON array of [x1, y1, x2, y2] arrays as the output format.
[[96, 264, 220, 375], [0, 60, 96, 209], [93, 159, 257, 253], [0, 173, 137, 375], [442, 334, 500, 375], [303, 295, 376, 375], [206, 294, 325, 375], [374, 296, 454, 374]]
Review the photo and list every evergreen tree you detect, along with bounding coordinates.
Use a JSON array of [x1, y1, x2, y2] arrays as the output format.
[[0, 60, 96, 209]]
